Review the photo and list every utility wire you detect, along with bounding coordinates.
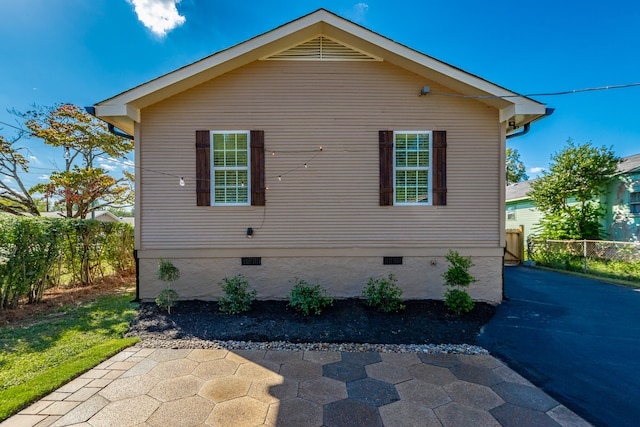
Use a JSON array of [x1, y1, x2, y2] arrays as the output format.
[[429, 82, 640, 99]]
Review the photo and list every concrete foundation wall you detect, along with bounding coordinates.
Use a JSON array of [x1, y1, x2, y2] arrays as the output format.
[[139, 253, 503, 303]]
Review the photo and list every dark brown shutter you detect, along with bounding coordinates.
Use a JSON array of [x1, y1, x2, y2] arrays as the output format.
[[432, 130, 447, 206], [379, 130, 394, 206], [250, 130, 265, 206], [195, 130, 210, 206]]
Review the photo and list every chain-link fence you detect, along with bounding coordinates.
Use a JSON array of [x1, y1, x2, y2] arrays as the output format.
[[528, 238, 640, 282]]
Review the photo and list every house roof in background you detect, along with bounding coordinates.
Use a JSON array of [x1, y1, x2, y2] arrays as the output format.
[[506, 180, 535, 202], [616, 153, 640, 175], [94, 8, 547, 136], [39, 210, 123, 222]]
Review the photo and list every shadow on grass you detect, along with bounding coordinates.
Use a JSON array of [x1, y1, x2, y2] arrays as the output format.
[[0, 292, 139, 421]]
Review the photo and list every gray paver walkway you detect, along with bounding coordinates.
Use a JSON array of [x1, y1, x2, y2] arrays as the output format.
[[2, 346, 591, 426]]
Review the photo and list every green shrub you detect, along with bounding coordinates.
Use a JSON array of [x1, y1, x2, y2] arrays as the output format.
[[155, 259, 180, 314], [442, 250, 476, 314], [0, 217, 135, 310], [155, 288, 179, 314], [444, 289, 475, 315], [218, 274, 256, 314], [0, 217, 61, 308], [287, 279, 333, 316], [103, 223, 135, 273], [362, 274, 405, 312], [157, 258, 181, 283]]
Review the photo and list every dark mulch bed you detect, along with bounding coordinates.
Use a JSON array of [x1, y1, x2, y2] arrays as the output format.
[[127, 299, 497, 345]]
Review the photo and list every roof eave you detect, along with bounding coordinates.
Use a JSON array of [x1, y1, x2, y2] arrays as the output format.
[[93, 9, 547, 133]]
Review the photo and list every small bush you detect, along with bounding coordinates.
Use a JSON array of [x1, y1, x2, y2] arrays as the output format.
[[287, 279, 333, 316], [444, 289, 475, 315], [442, 250, 476, 315], [362, 274, 405, 312], [156, 259, 180, 314], [157, 258, 181, 283], [218, 274, 256, 314], [155, 288, 179, 314]]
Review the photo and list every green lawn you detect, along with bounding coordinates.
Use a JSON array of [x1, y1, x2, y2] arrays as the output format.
[[0, 292, 139, 421]]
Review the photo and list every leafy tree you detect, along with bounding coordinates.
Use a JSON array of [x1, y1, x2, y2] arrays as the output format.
[[528, 139, 620, 239], [31, 167, 132, 219], [0, 131, 40, 216], [506, 147, 528, 185], [23, 104, 134, 217]]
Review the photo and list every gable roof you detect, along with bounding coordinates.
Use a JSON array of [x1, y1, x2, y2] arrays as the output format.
[[94, 9, 547, 136], [506, 179, 535, 202]]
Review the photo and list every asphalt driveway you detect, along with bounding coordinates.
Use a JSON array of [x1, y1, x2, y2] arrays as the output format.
[[478, 266, 640, 427]]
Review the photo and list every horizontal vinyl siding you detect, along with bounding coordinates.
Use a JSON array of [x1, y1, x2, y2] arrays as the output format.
[[138, 60, 501, 250], [506, 200, 543, 244]]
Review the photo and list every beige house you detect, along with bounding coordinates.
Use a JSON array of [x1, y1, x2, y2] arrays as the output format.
[[93, 9, 548, 303]]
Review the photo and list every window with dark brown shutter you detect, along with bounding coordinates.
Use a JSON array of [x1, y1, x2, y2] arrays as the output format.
[[432, 131, 447, 206], [250, 130, 265, 206], [196, 130, 265, 206], [195, 130, 211, 206], [379, 130, 394, 206], [380, 129, 446, 206]]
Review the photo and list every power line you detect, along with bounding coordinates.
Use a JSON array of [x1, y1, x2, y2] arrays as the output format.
[[429, 82, 640, 99]]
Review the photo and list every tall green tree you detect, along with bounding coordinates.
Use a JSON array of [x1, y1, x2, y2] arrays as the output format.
[[506, 147, 528, 185], [24, 104, 134, 217], [0, 131, 40, 216], [528, 139, 620, 239]]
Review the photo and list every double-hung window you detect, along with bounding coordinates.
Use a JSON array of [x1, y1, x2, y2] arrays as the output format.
[[394, 131, 432, 205], [631, 192, 640, 215], [212, 131, 250, 205]]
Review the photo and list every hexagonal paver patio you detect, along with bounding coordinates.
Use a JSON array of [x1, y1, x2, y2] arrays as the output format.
[[3, 346, 592, 427]]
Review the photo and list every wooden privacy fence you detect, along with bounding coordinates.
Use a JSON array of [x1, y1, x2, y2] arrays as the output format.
[[505, 227, 524, 265]]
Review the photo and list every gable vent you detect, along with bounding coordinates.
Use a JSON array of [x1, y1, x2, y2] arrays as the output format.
[[265, 36, 380, 61]]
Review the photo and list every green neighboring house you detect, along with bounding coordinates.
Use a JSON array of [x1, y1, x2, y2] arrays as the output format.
[[505, 179, 541, 246], [506, 153, 640, 244], [604, 153, 640, 242]]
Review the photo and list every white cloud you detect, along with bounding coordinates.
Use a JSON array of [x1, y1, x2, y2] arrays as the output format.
[[529, 167, 544, 174], [128, 0, 186, 37], [348, 3, 369, 23], [2, 177, 15, 184], [121, 159, 134, 169], [100, 162, 117, 171], [39, 174, 50, 180]]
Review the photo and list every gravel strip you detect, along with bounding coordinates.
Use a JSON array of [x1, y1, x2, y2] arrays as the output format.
[[132, 337, 488, 355]]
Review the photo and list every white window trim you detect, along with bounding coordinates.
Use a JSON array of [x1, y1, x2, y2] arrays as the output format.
[[393, 130, 432, 206], [210, 130, 251, 206]]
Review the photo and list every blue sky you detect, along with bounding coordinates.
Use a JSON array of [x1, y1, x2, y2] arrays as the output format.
[[1, 0, 639, 189]]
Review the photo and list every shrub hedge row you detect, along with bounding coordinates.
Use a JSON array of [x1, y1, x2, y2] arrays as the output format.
[[0, 216, 134, 309]]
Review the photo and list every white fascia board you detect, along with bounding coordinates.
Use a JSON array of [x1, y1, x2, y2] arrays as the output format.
[[499, 105, 517, 123], [506, 196, 532, 203], [94, 104, 140, 122], [321, 14, 541, 105], [95, 9, 546, 128], [319, 14, 547, 125], [98, 15, 327, 109]]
